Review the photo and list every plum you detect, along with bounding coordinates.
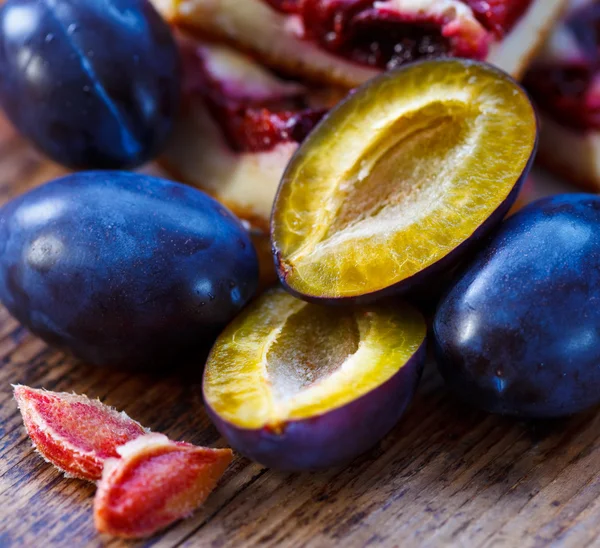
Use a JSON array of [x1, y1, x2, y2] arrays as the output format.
[[0, 0, 180, 169], [0, 172, 258, 369], [271, 59, 537, 304], [203, 288, 426, 470], [434, 194, 600, 418]]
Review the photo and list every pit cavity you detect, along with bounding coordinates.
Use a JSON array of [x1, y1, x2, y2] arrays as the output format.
[[265, 305, 360, 403], [325, 100, 477, 242]]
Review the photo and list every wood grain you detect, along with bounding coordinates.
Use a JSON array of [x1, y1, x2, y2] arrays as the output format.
[[0, 118, 600, 548]]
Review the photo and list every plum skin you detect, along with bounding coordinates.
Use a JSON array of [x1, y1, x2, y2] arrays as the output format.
[[434, 194, 600, 418], [0, 172, 259, 369], [0, 0, 180, 169], [204, 342, 425, 471]]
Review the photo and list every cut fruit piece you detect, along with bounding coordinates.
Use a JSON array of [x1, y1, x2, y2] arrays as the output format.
[[203, 287, 426, 470], [272, 59, 537, 303], [153, 0, 566, 86], [94, 433, 233, 538], [178, 39, 328, 154], [268, 0, 492, 67], [14, 385, 147, 481]]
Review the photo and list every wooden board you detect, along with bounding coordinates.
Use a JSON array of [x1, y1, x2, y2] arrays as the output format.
[[0, 117, 600, 548]]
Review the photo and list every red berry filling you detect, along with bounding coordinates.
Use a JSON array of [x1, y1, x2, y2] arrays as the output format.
[[182, 44, 327, 153], [301, 1, 451, 69], [524, 3, 600, 132], [226, 107, 327, 152], [264, 0, 532, 69]]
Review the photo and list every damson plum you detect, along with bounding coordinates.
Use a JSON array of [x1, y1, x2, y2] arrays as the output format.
[[434, 194, 600, 418], [0, 0, 180, 169], [0, 172, 258, 369], [203, 288, 426, 470], [271, 59, 537, 304]]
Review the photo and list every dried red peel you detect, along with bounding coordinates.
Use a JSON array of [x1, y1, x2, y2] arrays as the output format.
[[94, 433, 233, 539], [13, 385, 148, 481]]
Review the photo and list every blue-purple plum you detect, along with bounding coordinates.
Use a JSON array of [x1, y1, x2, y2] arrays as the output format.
[[434, 194, 600, 418], [0, 0, 180, 169], [0, 171, 259, 369]]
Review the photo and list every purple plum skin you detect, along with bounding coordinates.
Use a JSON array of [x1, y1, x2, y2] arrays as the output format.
[[0, 172, 259, 370], [434, 194, 600, 418], [0, 0, 181, 170], [204, 342, 425, 471]]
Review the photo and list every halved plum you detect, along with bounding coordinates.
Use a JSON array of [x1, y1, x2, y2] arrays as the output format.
[[272, 59, 537, 303], [203, 288, 426, 470]]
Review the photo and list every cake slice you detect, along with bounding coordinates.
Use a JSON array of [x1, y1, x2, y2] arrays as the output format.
[[524, 0, 600, 189], [153, 0, 566, 86], [161, 38, 344, 232]]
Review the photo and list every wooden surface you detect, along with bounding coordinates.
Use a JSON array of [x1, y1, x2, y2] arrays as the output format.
[[0, 118, 600, 548]]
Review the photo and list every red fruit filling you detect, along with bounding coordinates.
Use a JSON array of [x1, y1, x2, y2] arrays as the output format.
[[264, 0, 532, 69], [182, 44, 327, 153], [524, 3, 600, 132], [267, 0, 301, 12], [226, 107, 327, 152], [301, 1, 451, 69]]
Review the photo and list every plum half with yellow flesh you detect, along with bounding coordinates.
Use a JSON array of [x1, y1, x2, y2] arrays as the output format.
[[203, 288, 426, 470], [272, 59, 538, 304]]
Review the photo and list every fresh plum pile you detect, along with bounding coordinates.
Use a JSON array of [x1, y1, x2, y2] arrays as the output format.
[[0, 0, 599, 485]]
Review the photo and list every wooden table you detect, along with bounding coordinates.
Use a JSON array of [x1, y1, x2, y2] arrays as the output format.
[[0, 117, 599, 548]]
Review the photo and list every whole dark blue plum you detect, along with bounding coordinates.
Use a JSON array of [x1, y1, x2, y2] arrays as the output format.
[[434, 194, 600, 418], [0, 0, 180, 169], [0, 172, 259, 369]]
